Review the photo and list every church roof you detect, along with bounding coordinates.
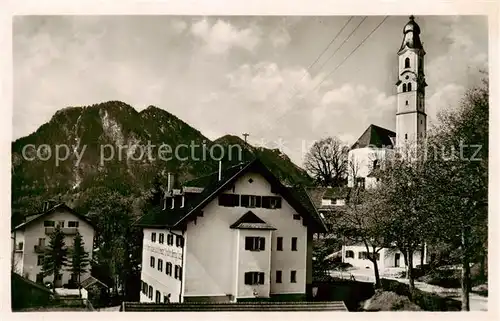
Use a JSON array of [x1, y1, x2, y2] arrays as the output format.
[[351, 124, 396, 150], [399, 15, 424, 53]]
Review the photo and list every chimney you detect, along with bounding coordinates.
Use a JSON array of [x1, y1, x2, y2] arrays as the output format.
[[218, 161, 222, 181]]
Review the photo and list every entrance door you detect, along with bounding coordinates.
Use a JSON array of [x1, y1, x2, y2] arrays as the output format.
[[395, 253, 401, 267]]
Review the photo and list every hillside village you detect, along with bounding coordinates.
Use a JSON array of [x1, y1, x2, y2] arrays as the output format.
[[11, 16, 488, 312]]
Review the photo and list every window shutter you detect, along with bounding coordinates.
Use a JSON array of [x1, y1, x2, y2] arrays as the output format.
[[259, 237, 265, 251], [244, 272, 251, 285], [255, 196, 262, 208], [275, 197, 282, 208], [277, 237, 283, 251], [258, 272, 264, 284], [241, 195, 249, 207], [245, 237, 252, 250]]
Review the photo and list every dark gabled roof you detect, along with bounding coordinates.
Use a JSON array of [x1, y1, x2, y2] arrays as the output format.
[[287, 185, 328, 233], [230, 211, 276, 230], [137, 158, 328, 233], [120, 301, 348, 312], [11, 272, 54, 296], [351, 124, 396, 150], [12, 203, 95, 231]]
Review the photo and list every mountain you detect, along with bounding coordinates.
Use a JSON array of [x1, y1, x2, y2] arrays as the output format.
[[12, 101, 312, 222]]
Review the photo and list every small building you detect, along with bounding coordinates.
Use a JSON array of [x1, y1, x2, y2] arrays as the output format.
[[341, 244, 427, 271], [137, 158, 328, 303], [11, 203, 95, 287]]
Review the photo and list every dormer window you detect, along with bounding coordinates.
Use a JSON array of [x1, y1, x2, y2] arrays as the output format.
[[405, 57, 410, 68]]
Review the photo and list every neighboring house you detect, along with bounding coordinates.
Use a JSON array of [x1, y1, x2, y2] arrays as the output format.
[[11, 203, 95, 287], [137, 158, 328, 303], [348, 16, 427, 189], [341, 244, 427, 271]]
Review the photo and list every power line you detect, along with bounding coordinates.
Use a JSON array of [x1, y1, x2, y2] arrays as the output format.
[[310, 16, 389, 93], [252, 16, 389, 142], [312, 16, 367, 79], [299, 16, 354, 81]]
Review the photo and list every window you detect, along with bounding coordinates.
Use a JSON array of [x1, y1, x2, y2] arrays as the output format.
[[408, 83, 412, 91], [57, 221, 64, 228], [291, 237, 298, 251], [38, 238, 45, 246], [245, 237, 265, 251], [68, 221, 79, 228], [405, 57, 410, 68], [37, 255, 44, 266], [276, 237, 283, 251], [421, 120, 423, 124], [36, 273, 44, 283], [355, 177, 366, 189], [336, 199, 346, 206], [262, 196, 282, 209], [17, 242, 24, 250], [142, 281, 147, 294], [175, 265, 183, 280], [402, 83, 407, 92], [405, 100, 409, 106], [276, 270, 282, 283], [156, 290, 161, 303], [167, 234, 174, 245], [373, 159, 380, 170], [176, 235, 184, 247], [159, 233, 164, 244], [166, 262, 172, 276], [358, 251, 379, 260], [293, 214, 301, 220], [151, 232, 157, 242], [150, 256, 155, 268], [43, 221, 55, 227], [244, 272, 264, 285], [218, 194, 240, 207], [56, 274, 62, 281], [405, 134, 408, 140], [148, 286, 153, 299], [158, 259, 163, 272], [290, 270, 297, 283], [345, 250, 354, 258], [241, 195, 261, 208]]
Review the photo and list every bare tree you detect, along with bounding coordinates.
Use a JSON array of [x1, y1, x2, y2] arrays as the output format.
[[304, 137, 348, 187]]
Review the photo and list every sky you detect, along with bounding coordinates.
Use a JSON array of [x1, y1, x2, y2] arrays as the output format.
[[13, 15, 488, 166]]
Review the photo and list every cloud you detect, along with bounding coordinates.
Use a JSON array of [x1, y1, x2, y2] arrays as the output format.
[[190, 18, 261, 54], [171, 19, 188, 33], [269, 27, 291, 48], [425, 16, 488, 126]]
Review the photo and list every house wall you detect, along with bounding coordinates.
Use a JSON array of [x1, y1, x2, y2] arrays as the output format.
[[140, 228, 183, 303], [12, 230, 25, 275], [20, 209, 94, 285], [236, 229, 272, 299], [347, 147, 393, 188], [342, 245, 426, 271], [183, 171, 309, 301]]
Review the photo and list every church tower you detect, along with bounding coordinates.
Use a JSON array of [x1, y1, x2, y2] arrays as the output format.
[[395, 16, 427, 148]]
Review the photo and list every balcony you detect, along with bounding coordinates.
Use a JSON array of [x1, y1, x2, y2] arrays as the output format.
[[34, 245, 47, 253], [45, 227, 79, 235]]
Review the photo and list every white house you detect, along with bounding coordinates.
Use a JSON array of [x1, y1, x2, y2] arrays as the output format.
[[341, 244, 427, 271], [137, 159, 328, 303], [11, 203, 95, 287]]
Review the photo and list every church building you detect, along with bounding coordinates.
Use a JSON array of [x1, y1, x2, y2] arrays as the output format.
[[348, 15, 428, 189]]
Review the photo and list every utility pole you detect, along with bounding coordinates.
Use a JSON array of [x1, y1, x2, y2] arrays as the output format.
[[242, 133, 249, 144]]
